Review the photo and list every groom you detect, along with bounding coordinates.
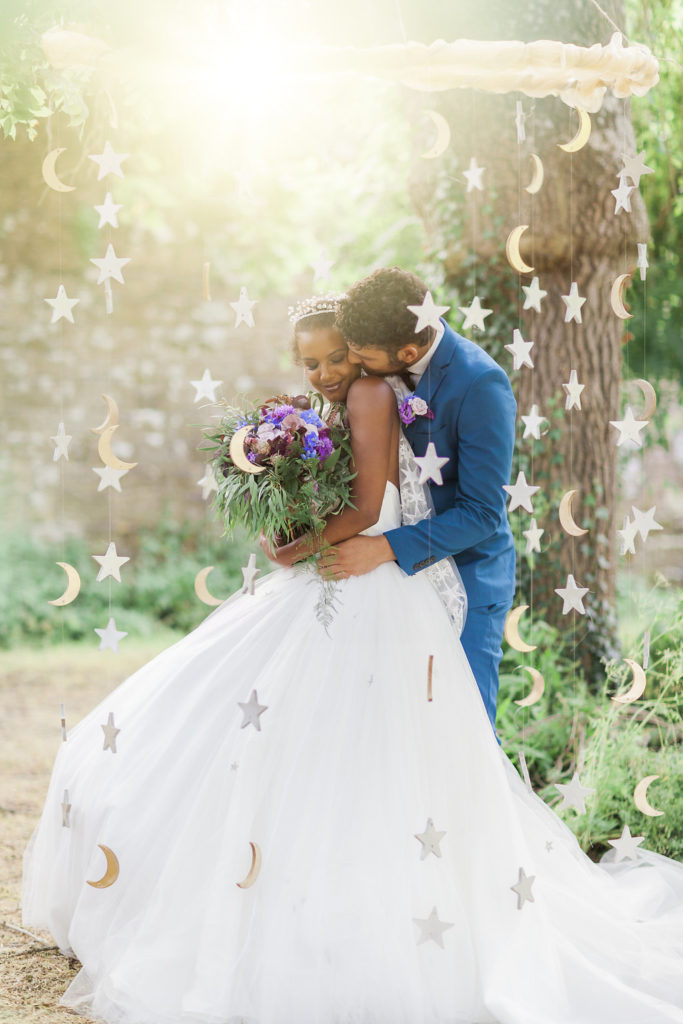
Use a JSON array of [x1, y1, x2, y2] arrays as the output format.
[[323, 267, 517, 738]]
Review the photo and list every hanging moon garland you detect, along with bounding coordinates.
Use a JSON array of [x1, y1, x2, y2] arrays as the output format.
[[504, 605, 537, 653], [90, 393, 120, 435], [48, 562, 81, 606], [194, 566, 224, 607], [41, 148, 76, 193], [634, 378, 657, 421], [505, 225, 534, 275], [558, 108, 591, 153], [420, 109, 451, 159], [633, 775, 664, 817], [97, 425, 138, 471], [236, 841, 262, 889], [611, 658, 647, 704], [86, 844, 120, 888], [524, 153, 544, 195], [558, 489, 588, 538], [610, 273, 633, 320], [514, 666, 545, 707], [229, 426, 265, 475]]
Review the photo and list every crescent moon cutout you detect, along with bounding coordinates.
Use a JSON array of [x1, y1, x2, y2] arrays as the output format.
[[634, 775, 664, 817], [229, 426, 265, 475], [504, 605, 537, 653], [49, 562, 81, 606], [90, 393, 120, 435], [41, 148, 76, 193], [524, 153, 544, 195], [86, 844, 120, 888], [421, 109, 451, 159], [236, 841, 262, 888], [558, 109, 591, 153], [97, 425, 138, 471], [634, 378, 657, 421], [194, 566, 224, 607], [610, 273, 633, 320], [514, 666, 545, 707], [559, 489, 588, 538], [612, 658, 647, 704], [505, 225, 534, 275]]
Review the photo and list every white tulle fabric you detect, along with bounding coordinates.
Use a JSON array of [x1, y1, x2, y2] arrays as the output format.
[[22, 483, 683, 1024]]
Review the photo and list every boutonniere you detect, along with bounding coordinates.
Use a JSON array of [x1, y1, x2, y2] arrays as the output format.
[[398, 393, 435, 426]]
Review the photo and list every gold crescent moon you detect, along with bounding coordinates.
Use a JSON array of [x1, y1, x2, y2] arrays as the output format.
[[634, 775, 664, 817], [524, 153, 544, 195], [194, 566, 224, 607], [612, 658, 647, 704], [86, 844, 120, 888], [610, 273, 633, 321], [558, 108, 591, 153], [48, 562, 81, 606], [41, 147, 75, 193], [505, 225, 534, 275], [229, 426, 265, 475], [504, 605, 537, 653], [558, 489, 588, 538], [514, 666, 545, 707], [634, 378, 657, 421], [97, 424, 138, 471], [420, 109, 451, 160], [236, 841, 262, 889], [90, 393, 120, 435]]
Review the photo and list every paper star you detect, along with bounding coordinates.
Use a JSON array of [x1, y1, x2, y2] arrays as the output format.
[[197, 465, 218, 500], [407, 291, 450, 334], [61, 789, 71, 828], [414, 442, 449, 486], [617, 516, 639, 556], [619, 150, 654, 189], [230, 286, 257, 328], [503, 471, 540, 514], [636, 242, 648, 281], [561, 282, 586, 324], [241, 553, 261, 594], [413, 906, 454, 948], [562, 369, 585, 411], [50, 422, 72, 461], [230, 761, 239, 771], [545, 841, 554, 852], [311, 251, 334, 282], [554, 771, 595, 814], [101, 711, 120, 753], [190, 368, 222, 404], [94, 617, 128, 652], [611, 179, 634, 215], [414, 818, 446, 860], [45, 284, 79, 324], [94, 192, 123, 229], [554, 574, 589, 615], [92, 541, 130, 583], [607, 824, 645, 863], [523, 518, 544, 555], [521, 404, 547, 440], [609, 406, 648, 447], [510, 867, 535, 910], [514, 101, 526, 144], [88, 140, 128, 180], [521, 276, 547, 313], [631, 505, 663, 543], [90, 243, 131, 285], [92, 465, 129, 492], [238, 689, 268, 731], [458, 295, 492, 332], [505, 328, 534, 370], [463, 156, 485, 192]]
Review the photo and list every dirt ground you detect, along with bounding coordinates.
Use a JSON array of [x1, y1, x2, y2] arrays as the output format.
[[0, 639, 176, 1023]]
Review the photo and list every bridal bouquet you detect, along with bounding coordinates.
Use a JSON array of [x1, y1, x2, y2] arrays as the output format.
[[201, 394, 356, 546]]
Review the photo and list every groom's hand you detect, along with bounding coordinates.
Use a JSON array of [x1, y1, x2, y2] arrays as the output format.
[[317, 536, 395, 579]]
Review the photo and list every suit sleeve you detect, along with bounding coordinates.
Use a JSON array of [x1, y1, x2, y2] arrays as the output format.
[[384, 367, 516, 575]]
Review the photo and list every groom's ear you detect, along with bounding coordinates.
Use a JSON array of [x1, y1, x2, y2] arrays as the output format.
[[397, 343, 423, 366]]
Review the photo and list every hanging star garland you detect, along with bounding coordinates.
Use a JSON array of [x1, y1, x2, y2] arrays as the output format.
[[554, 574, 589, 614], [611, 179, 634, 215], [92, 465, 129, 492], [521, 276, 547, 313], [463, 156, 485, 192], [561, 282, 587, 324], [617, 516, 639, 556], [94, 617, 128, 652], [413, 442, 449, 486], [607, 824, 645, 862], [505, 328, 534, 370], [631, 505, 663, 542], [609, 406, 648, 447], [197, 465, 218, 500], [562, 369, 585, 411], [90, 243, 131, 285], [92, 541, 130, 583], [88, 141, 128, 180], [230, 286, 257, 328], [311, 251, 334, 282], [619, 150, 654, 188], [50, 422, 72, 461], [521, 404, 547, 440], [45, 284, 79, 324], [554, 771, 595, 814], [458, 295, 492, 332], [407, 291, 449, 334], [94, 192, 123, 229], [523, 518, 544, 554], [503, 471, 539, 514], [190, 369, 222, 404]]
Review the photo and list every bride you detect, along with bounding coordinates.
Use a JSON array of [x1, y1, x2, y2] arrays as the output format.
[[22, 297, 683, 1024]]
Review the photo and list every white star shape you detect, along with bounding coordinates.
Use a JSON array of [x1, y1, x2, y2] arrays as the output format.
[[562, 369, 585, 411], [561, 282, 586, 324], [413, 906, 454, 948], [94, 192, 123, 229], [61, 789, 71, 828], [619, 150, 654, 189], [101, 711, 120, 752], [631, 505, 663, 543], [503, 471, 540, 514], [94, 617, 128, 652], [92, 541, 130, 583], [230, 286, 257, 328], [554, 771, 595, 814], [607, 824, 645, 863], [636, 242, 648, 281], [414, 818, 446, 859], [523, 518, 544, 554], [241, 553, 261, 594], [407, 291, 450, 334], [463, 156, 485, 192], [554, 574, 589, 615], [609, 406, 648, 447], [310, 251, 334, 282], [458, 295, 492, 332], [197, 465, 218, 500], [514, 101, 526, 144], [413, 442, 449, 486], [45, 284, 79, 324], [521, 404, 547, 440], [510, 866, 535, 909], [88, 140, 128, 180], [92, 465, 129, 492], [190, 368, 222, 404], [90, 243, 131, 285], [545, 840, 554, 852], [617, 516, 639, 556], [505, 328, 534, 370], [238, 689, 268, 731], [611, 178, 634, 215], [50, 422, 72, 461], [521, 276, 547, 313]]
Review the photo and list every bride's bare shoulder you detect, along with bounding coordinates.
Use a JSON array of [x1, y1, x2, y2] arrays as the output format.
[[346, 375, 396, 409]]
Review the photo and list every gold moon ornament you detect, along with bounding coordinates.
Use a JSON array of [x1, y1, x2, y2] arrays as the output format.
[[421, 109, 451, 159], [504, 605, 537, 653], [524, 153, 544, 195], [610, 273, 633, 320], [41, 147, 75, 193], [558, 489, 588, 538], [97, 425, 138, 471], [514, 667, 545, 707], [90, 393, 120, 435], [229, 426, 265, 475], [236, 841, 262, 889], [634, 775, 664, 817], [558, 108, 591, 153], [194, 566, 224, 607], [505, 225, 534, 275], [86, 844, 120, 888], [612, 658, 647, 705], [634, 378, 657, 421], [49, 562, 81, 606]]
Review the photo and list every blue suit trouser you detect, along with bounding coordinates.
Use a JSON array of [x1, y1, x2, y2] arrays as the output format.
[[459, 601, 510, 745]]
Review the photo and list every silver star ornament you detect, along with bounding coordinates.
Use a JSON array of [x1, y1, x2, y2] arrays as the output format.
[[521, 276, 547, 313], [101, 711, 121, 753], [230, 286, 257, 328], [94, 617, 128, 652], [413, 906, 454, 948], [554, 574, 589, 615], [521, 404, 547, 440], [607, 824, 645, 863], [238, 689, 268, 731], [88, 140, 128, 180], [617, 516, 639, 556], [463, 156, 485, 192], [413, 443, 449, 486], [561, 282, 587, 324], [190, 369, 222, 404], [92, 541, 130, 583], [631, 505, 663, 542], [414, 818, 446, 859], [619, 150, 654, 189], [611, 178, 635, 215], [609, 406, 648, 447], [94, 192, 123, 229], [505, 328, 534, 370], [562, 369, 585, 411], [510, 866, 535, 909], [554, 771, 595, 814], [523, 518, 544, 554], [503, 471, 540, 514], [92, 465, 129, 492], [407, 291, 449, 334], [90, 243, 131, 285], [50, 422, 72, 461], [45, 284, 79, 324], [458, 295, 492, 332]]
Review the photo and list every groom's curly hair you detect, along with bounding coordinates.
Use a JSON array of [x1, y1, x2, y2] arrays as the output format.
[[335, 267, 432, 352]]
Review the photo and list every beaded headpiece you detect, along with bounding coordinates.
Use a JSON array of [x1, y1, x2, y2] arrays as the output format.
[[287, 292, 347, 326]]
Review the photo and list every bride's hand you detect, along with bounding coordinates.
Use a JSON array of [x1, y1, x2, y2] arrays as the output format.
[[259, 532, 301, 568]]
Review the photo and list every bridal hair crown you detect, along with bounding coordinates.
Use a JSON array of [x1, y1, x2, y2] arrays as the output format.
[[288, 293, 347, 325]]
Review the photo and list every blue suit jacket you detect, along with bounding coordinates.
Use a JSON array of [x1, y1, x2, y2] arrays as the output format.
[[385, 322, 517, 609]]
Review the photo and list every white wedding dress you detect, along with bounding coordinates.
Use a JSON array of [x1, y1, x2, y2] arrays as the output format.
[[22, 481, 683, 1024]]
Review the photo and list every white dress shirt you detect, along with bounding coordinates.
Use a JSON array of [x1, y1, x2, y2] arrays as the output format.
[[406, 328, 443, 386]]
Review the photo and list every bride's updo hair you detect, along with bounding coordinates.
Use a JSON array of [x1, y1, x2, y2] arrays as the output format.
[[335, 267, 432, 352], [288, 295, 345, 363]]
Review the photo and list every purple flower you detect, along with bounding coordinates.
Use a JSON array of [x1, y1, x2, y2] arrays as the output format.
[[316, 436, 334, 460], [399, 394, 435, 425]]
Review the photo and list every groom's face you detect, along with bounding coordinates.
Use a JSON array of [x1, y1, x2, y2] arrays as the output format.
[[345, 341, 420, 377]]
